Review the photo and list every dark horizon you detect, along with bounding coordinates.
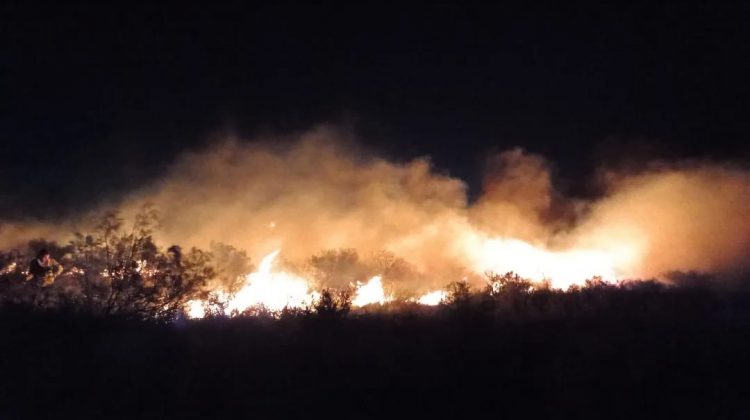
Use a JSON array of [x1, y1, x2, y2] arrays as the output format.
[[3, 1, 750, 219]]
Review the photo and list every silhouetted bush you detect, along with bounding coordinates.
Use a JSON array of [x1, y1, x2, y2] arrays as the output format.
[[1, 280, 749, 419], [313, 287, 352, 318], [308, 248, 369, 289], [0, 207, 217, 320], [5, 211, 750, 417], [444, 280, 472, 305], [208, 241, 254, 293]]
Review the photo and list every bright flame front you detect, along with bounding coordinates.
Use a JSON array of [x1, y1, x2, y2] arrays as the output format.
[[461, 232, 642, 289], [352, 276, 392, 306], [186, 229, 645, 319], [224, 250, 318, 314], [417, 290, 447, 306]]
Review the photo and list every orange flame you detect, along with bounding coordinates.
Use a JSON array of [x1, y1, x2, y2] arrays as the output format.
[[352, 276, 392, 307], [224, 250, 318, 313]]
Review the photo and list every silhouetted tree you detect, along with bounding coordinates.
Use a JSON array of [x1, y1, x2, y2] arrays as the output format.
[[61, 205, 216, 319], [209, 241, 254, 293], [485, 271, 533, 296], [368, 250, 417, 299], [308, 248, 369, 289], [313, 287, 352, 318], [444, 280, 472, 307]]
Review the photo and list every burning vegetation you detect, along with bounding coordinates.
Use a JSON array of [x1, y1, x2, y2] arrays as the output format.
[[2, 127, 750, 318], [2, 129, 750, 418], [0, 202, 741, 321]]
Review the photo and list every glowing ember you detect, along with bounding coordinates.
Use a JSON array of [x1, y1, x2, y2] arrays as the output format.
[[0, 262, 17, 275], [352, 275, 392, 306], [224, 250, 318, 313], [417, 290, 447, 306]]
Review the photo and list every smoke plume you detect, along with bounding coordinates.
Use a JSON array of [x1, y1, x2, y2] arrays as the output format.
[[4, 125, 750, 290]]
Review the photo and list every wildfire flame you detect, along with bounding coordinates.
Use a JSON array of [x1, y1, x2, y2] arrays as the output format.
[[186, 300, 206, 319], [224, 250, 318, 314], [416, 290, 447, 306], [186, 232, 641, 318], [351, 276, 392, 307], [462, 234, 642, 289]]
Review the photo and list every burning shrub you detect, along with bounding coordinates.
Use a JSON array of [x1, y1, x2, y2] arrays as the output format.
[[485, 271, 533, 296], [208, 242, 254, 293], [368, 250, 417, 299], [443, 280, 472, 306], [308, 248, 370, 289], [22, 206, 220, 319]]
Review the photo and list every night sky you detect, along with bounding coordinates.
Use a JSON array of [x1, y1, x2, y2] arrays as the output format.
[[3, 1, 749, 219]]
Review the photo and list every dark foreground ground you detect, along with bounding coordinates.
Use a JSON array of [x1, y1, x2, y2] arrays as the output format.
[[2, 287, 750, 419]]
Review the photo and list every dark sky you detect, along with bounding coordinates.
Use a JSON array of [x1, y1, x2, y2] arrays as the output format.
[[2, 1, 750, 219]]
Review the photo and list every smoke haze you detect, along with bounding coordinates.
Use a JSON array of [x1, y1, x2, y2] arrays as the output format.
[[3, 125, 750, 289]]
